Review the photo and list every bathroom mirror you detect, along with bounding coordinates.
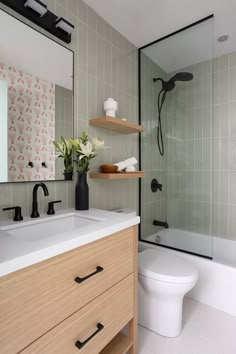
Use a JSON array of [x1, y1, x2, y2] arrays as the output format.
[[0, 9, 74, 183]]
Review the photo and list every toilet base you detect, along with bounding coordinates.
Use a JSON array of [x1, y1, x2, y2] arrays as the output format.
[[138, 275, 196, 337], [139, 290, 183, 337]]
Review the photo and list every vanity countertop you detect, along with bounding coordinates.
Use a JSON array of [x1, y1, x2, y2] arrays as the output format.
[[0, 208, 140, 277]]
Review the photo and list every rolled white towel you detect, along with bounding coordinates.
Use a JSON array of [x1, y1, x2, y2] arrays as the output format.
[[114, 160, 126, 171], [114, 157, 138, 171], [125, 165, 136, 172], [123, 157, 137, 167]]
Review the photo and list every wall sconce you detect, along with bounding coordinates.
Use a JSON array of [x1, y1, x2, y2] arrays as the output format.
[[2, 0, 72, 43], [55, 17, 74, 35], [24, 0, 47, 17]]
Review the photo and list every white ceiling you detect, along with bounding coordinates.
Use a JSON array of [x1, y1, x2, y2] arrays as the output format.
[[84, 0, 236, 69], [0, 10, 73, 90], [142, 18, 213, 73]]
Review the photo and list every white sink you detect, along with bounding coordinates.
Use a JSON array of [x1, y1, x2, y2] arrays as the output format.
[[0, 213, 101, 242]]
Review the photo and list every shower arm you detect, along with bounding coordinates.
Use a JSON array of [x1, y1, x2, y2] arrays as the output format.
[[153, 77, 164, 84]]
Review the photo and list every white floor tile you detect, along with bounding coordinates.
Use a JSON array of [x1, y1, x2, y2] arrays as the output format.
[[138, 298, 236, 354], [196, 337, 223, 354], [138, 325, 166, 354]]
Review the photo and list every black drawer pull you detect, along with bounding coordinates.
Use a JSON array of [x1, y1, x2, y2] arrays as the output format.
[[75, 323, 104, 349], [74, 266, 104, 284]]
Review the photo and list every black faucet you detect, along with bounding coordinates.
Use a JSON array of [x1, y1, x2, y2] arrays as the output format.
[[2, 206, 23, 221], [153, 220, 169, 228], [31, 183, 49, 218], [47, 200, 62, 215]]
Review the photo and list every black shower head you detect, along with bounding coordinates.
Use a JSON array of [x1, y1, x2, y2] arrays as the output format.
[[153, 72, 193, 92], [169, 72, 194, 83], [153, 71, 194, 156]]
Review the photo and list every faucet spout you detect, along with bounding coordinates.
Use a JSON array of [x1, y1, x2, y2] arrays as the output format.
[[31, 183, 49, 218], [153, 220, 169, 228]]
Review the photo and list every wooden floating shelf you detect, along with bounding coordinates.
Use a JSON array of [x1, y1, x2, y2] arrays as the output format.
[[89, 171, 145, 179], [89, 116, 144, 134], [100, 332, 133, 354]]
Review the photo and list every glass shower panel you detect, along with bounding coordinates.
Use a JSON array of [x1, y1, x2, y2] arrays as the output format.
[[139, 17, 214, 258], [212, 34, 236, 267]]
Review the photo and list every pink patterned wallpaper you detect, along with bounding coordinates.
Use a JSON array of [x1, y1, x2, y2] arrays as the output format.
[[0, 63, 55, 181]]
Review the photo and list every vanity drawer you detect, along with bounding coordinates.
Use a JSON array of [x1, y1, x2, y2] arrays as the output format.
[[0, 227, 134, 354], [21, 275, 134, 354]]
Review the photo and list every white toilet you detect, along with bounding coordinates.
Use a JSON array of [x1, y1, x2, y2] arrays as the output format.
[[138, 248, 198, 337]]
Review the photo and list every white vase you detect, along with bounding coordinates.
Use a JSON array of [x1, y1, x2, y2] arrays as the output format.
[[104, 98, 118, 117]]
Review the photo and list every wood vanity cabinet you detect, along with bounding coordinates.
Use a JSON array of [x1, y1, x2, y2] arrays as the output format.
[[0, 226, 138, 354]]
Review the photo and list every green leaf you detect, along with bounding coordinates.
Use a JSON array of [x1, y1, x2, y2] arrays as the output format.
[[53, 136, 74, 173], [53, 141, 63, 154]]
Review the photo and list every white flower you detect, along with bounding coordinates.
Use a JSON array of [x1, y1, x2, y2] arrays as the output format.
[[79, 141, 95, 157], [92, 137, 105, 151]]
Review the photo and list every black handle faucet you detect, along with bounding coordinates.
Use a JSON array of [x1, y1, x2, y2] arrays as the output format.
[[2, 206, 23, 221], [47, 200, 62, 215], [31, 183, 49, 218]]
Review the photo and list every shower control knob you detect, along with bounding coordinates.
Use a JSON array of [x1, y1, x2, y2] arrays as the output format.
[[151, 179, 162, 192]]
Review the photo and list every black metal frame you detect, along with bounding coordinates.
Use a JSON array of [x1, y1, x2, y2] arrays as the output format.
[[140, 240, 212, 260], [138, 15, 214, 260], [0, 6, 75, 185], [0, 0, 72, 43]]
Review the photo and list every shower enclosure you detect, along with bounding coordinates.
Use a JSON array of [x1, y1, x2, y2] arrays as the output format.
[[139, 14, 233, 262]]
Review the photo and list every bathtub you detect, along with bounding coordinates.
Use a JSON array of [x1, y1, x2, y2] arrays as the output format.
[[144, 228, 236, 267], [139, 232, 236, 317]]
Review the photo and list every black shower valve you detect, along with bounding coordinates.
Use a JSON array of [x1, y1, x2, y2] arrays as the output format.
[[151, 179, 162, 192]]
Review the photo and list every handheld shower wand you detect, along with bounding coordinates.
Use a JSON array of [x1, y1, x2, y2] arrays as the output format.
[[153, 72, 193, 156]]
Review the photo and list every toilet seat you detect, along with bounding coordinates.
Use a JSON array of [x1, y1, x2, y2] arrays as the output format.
[[138, 249, 198, 284]]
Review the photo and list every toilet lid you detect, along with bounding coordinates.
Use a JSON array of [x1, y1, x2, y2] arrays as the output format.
[[138, 249, 198, 284]]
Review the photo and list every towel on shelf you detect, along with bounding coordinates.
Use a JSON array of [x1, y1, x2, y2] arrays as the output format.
[[125, 165, 136, 172], [114, 157, 138, 171], [123, 157, 137, 167], [113, 160, 126, 171]]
